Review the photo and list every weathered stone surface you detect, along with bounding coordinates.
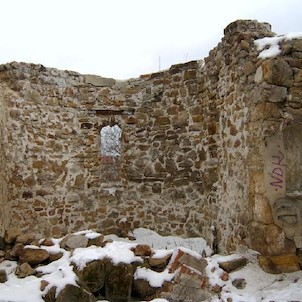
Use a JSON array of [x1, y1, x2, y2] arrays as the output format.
[[84, 74, 115, 87], [88, 234, 105, 247], [132, 279, 157, 299], [4, 227, 22, 244], [259, 254, 300, 274], [16, 233, 35, 244], [105, 263, 133, 302], [218, 257, 247, 272], [232, 278, 246, 289], [0, 269, 7, 283], [75, 259, 106, 293], [261, 58, 293, 87], [149, 253, 172, 269], [15, 262, 36, 278], [249, 223, 296, 256], [60, 235, 89, 250], [170, 249, 207, 274], [19, 248, 49, 266], [132, 244, 152, 257], [56, 284, 96, 302], [0, 19, 301, 263]]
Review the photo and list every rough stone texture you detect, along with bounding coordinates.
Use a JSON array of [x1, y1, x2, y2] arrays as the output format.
[[56, 284, 96, 302], [218, 257, 248, 272], [0, 19, 301, 256], [15, 262, 36, 278], [258, 254, 300, 274], [105, 263, 133, 302], [74, 259, 106, 293], [19, 248, 49, 265]]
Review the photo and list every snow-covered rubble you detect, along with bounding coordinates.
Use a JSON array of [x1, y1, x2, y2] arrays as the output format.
[[0, 228, 302, 302]]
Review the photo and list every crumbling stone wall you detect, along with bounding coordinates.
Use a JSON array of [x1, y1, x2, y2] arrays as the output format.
[[0, 20, 301, 255]]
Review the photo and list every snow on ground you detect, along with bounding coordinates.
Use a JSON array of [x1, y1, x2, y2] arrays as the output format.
[[254, 32, 302, 59], [1, 228, 302, 302]]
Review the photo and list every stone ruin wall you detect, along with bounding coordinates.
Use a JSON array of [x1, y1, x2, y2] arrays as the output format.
[[0, 20, 301, 255]]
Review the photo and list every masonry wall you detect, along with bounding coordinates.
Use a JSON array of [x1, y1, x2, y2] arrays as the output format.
[[0, 20, 301, 255]]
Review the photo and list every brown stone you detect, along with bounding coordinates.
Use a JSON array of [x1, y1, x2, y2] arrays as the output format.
[[262, 57, 293, 87], [20, 248, 49, 266], [56, 284, 96, 302], [105, 263, 133, 302], [4, 227, 22, 244], [249, 223, 296, 256], [75, 259, 106, 293], [259, 254, 300, 274], [132, 244, 152, 257], [15, 262, 36, 278], [218, 257, 247, 272], [16, 233, 35, 244]]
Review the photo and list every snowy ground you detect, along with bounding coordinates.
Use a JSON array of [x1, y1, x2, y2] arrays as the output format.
[[1, 228, 302, 302]]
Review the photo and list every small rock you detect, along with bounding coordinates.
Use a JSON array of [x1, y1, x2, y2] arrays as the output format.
[[16, 233, 35, 244], [149, 253, 172, 270], [218, 257, 247, 272], [40, 238, 54, 246], [220, 271, 229, 281], [40, 280, 49, 291], [4, 227, 22, 244], [232, 278, 246, 289], [132, 244, 152, 257], [15, 262, 36, 278], [87, 234, 105, 247], [0, 270, 7, 283], [19, 248, 49, 266]]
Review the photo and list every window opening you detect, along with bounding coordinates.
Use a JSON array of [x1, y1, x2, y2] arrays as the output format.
[[100, 124, 122, 157]]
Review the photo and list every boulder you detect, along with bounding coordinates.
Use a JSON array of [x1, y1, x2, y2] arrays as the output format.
[[105, 263, 133, 302], [75, 259, 106, 293], [60, 235, 88, 250], [19, 248, 49, 266], [15, 262, 36, 278], [4, 227, 22, 244], [0, 269, 7, 283], [56, 284, 96, 302], [259, 254, 300, 274]]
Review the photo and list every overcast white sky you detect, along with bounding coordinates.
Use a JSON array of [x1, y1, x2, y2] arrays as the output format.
[[1, 0, 301, 79]]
